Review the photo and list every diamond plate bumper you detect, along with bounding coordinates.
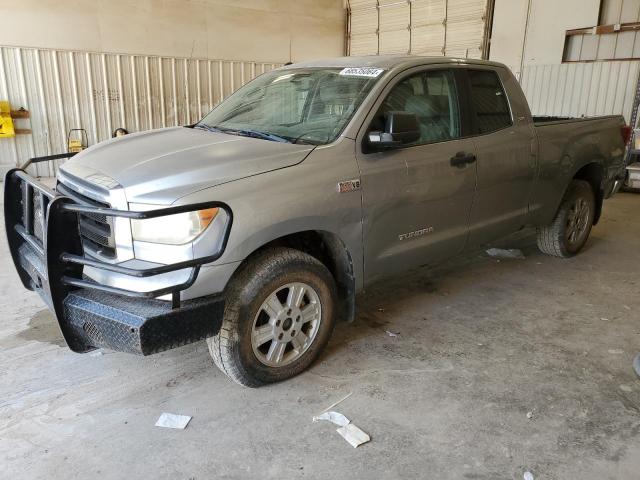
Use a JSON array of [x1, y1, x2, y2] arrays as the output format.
[[4, 163, 231, 355], [63, 289, 224, 355]]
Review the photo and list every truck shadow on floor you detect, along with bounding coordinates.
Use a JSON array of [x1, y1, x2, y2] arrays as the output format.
[[323, 228, 598, 356]]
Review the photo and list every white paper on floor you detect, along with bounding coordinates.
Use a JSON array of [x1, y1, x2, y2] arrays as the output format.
[[155, 413, 192, 429], [312, 410, 370, 448], [486, 248, 525, 259], [336, 423, 371, 448]]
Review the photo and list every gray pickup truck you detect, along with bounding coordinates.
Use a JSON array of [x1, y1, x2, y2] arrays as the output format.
[[5, 56, 628, 387]]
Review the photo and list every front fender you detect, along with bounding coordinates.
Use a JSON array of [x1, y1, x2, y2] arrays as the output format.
[[172, 140, 365, 291]]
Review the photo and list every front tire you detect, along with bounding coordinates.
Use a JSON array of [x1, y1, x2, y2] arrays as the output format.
[[536, 180, 595, 258], [207, 247, 337, 387]]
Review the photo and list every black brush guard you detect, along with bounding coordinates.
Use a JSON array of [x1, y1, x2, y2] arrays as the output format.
[[4, 154, 232, 355]]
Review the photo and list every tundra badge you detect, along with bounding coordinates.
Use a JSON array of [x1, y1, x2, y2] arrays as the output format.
[[398, 227, 434, 241]]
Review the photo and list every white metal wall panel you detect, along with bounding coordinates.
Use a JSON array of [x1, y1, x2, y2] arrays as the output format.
[[521, 61, 640, 123], [0, 46, 281, 177]]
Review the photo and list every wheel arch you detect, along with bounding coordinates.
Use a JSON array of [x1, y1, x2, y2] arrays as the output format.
[[230, 230, 357, 323], [545, 160, 604, 227], [572, 161, 604, 225]]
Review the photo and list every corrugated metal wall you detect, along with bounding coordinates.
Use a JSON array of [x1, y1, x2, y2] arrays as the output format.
[[520, 61, 640, 123], [0, 46, 281, 177], [348, 0, 490, 58]]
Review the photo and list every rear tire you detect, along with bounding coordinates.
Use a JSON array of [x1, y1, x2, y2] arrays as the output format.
[[536, 180, 595, 258], [207, 247, 337, 387]]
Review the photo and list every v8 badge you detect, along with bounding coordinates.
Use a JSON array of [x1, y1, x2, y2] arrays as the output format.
[[337, 179, 361, 193]]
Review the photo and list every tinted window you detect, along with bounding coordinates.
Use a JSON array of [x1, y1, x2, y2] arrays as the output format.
[[468, 70, 512, 134], [373, 69, 461, 145]]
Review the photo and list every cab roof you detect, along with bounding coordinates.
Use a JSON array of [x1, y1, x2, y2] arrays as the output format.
[[286, 55, 507, 72]]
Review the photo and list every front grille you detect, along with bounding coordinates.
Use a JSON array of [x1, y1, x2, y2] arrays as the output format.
[[20, 181, 48, 244], [33, 194, 45, 242], [56, 182, 116, 258]]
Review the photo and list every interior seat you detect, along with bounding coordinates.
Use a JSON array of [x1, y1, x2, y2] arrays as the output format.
[[404, 94, 450, 143]]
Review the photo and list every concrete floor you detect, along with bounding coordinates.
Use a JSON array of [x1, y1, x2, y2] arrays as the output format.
[[1, 192, 639, 480]]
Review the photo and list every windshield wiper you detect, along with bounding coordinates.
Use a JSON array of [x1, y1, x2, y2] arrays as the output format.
[[194, 124, 224, 134], [197, 124, 315, 145], [290, 136, 321, 145], [288, 132, 325, 145], [218, 128, 292, 143]]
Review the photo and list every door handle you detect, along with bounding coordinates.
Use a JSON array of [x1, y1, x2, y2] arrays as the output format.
[[450, 151, 476, 168]]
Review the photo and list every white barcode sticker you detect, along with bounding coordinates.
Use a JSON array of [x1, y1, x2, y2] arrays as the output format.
[[339, 67, 384, 78]]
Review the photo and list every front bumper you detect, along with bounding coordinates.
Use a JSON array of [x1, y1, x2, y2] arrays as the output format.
[[4, 161, 232, 355]]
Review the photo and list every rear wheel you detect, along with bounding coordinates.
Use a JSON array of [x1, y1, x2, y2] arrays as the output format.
[[207, 247, 337, 387], [536, 180, 595, 258]]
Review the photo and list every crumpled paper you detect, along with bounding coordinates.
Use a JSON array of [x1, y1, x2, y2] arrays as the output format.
[[313, 410, 370, 448]]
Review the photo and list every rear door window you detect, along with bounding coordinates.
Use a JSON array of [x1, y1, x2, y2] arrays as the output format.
[[467, 69, 512, 134]]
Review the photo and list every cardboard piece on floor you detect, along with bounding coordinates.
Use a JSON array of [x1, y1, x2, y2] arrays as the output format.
[[336, 423, 371, 448]]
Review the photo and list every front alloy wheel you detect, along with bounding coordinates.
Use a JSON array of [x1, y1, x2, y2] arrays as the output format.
[[251, 282, 322, 367], [207, 247, 337, 387]]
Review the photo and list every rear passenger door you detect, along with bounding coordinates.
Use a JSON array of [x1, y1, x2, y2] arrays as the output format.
[[465, 67, 537, 246], [356, 67, 478, 283]]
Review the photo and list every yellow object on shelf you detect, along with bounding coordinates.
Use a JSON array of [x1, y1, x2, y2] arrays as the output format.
[[0, 101, 16, 138], [68, 139, 83, 152], [67, 128, 88, 152]]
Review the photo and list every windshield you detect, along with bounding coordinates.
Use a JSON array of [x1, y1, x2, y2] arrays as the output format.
[[195, 68, 382, 145]]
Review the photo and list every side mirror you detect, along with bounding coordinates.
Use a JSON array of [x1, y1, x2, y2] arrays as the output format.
[[368, 111, 420, 148]]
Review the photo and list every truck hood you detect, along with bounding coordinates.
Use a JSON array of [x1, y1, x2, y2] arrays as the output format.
[[59, 127, 315, 204]]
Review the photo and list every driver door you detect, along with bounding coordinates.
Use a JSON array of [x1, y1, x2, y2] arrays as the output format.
[[355, 67, 478, 284]]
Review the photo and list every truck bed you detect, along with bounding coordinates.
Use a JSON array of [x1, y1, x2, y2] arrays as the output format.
[[527, 113, 626, 226]]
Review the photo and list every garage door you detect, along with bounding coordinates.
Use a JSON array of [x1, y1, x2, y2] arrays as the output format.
[[348, 0, 491, 59]]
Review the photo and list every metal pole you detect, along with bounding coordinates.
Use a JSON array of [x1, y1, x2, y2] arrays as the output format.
[[623, 66, 640, 166], [519, 0, 533, 81], [481, 0, 496, 60], [408, 0, 412, 54], [443, 0, 448, 56], [377, 1, 381, 55]]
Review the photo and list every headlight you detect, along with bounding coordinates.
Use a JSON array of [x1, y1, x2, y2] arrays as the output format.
[[130, 204, 219, 245]]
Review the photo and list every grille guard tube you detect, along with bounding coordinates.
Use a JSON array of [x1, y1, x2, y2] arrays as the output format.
[[4, 164, 233, 353]]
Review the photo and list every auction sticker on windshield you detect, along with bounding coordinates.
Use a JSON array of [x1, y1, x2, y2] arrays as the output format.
[[339, 67, 384, 78]]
